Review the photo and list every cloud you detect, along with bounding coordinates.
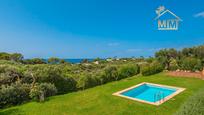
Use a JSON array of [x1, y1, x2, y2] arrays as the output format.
[[108, 42, 120, 47], [194, 11, 204, 18], [126, 49, 142, 53]]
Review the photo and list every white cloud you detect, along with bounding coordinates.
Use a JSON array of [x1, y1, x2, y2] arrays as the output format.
[[194, 11, 204, 18], [108, 42, 120, 47]]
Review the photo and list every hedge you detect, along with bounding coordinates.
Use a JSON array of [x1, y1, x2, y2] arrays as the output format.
[[141, 62, 163, 76]]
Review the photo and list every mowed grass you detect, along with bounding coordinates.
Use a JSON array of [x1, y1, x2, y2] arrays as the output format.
[[1, 73, 204, 115]]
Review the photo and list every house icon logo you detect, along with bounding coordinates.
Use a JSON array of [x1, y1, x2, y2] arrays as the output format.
[[154, 6, 182, 30]]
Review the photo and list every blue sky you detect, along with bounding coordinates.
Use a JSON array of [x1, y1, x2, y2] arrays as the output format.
[[0, 0, 204, 58]]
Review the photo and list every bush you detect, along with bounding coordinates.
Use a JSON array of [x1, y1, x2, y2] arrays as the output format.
[[45, 75, 77, 94], [76, 74, 99, 90], [0, 73, 15, 85], [0, 83, 30, 108], [0, 52, 23, 62], [175, 87, 204, 115], [118, 64, 140, 79], [23, 58, 46, 64], [103, 66, 118, 81], [141, 62, 163, 76], [30, 83, 57, 102], [24, 65, 77, 94], [180, 57, 202, 71], [95, 72, 106, 85], [169, 59, 179, 71], [48, 57, 60, 64], [0, 65, 23, 85]]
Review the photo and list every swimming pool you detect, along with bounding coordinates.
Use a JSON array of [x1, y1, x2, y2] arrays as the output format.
[[113, 82, 185, 105]]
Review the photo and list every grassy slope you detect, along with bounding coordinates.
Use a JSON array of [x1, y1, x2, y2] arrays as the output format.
[[1, 73, 204, 115]]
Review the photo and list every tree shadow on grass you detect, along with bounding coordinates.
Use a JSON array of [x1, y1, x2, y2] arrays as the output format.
[[0, 108, 25, 115]]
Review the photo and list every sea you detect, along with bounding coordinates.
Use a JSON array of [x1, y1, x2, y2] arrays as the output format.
[[37, 58, 102, 64], [63, 59, 94, 64]]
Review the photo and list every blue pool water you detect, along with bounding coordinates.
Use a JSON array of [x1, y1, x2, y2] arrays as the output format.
[[121, 84, 177, 103]]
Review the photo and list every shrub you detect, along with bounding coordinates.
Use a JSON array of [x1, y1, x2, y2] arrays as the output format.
[[0, 52, 23, 62], [141, 62, 163, 76], [0, 73, 15, 85], [45, 74, 77, 94], [180, 57, 202, 71], [0, 60, 20, 65], [175, 87, 204, 115], [30, 83, 57, 102], [0, 65, 23, 85], [23, 58, 46, 64], [118, 64, 140, 79], [104, 66, 118, 81], [95, 72, 106, 85], [169, 59, 179, 71], [24, 65, 77, 94], [0, 83, 30, 108], [48, 57, 60, 64], [76, 74, 98, 90]]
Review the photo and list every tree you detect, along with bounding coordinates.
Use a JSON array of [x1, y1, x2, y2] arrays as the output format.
[[169, 59, 179, 71], [0, 52, 11, 60], [48, 57, 60, 64], [146, 57, 155, 63], [155, 48, 178, 70], [180, 57, 202, 71], [10, 53, 23, 62], [193, 45, 204, 59], [81, 59, 89, 63], [59, 59, 67, 64], [0, 52, 23, 62], [23, 58, 46, 64], [93, 57, 101, 62], [181, 48, 193, 57]]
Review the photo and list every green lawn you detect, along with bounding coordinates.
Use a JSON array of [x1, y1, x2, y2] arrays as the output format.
[[1, 73, 204, 115]]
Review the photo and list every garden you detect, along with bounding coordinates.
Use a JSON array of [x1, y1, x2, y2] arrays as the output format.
[[0, 45, 204, 115]]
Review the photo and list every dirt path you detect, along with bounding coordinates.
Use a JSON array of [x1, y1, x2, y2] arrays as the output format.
[[167, 71, 204, 80]]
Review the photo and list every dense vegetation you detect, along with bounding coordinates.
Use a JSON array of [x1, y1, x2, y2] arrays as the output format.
[[1, 74, 204, 115], [0, 45, 203, 109], [0, 60, 141, 108], [141, 62, 163, 76], [155, 45, 204, 71]]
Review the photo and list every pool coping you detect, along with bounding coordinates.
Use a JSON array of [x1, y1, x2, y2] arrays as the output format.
[[112, 82, 185, 106]]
